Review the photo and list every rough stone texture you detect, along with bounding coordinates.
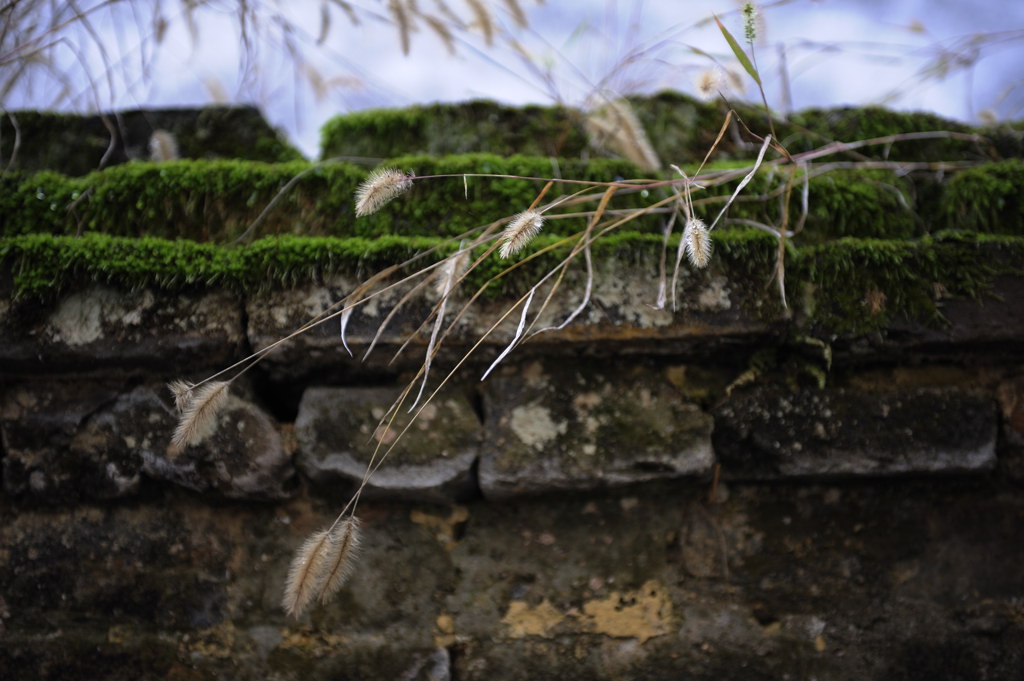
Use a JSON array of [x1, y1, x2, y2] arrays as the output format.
[[0, 285, 246, 373], [295, 386, 481, 502], [713, 385, 998, 479], [245, 260, 771, 380], [1, 381, 144, 502], [0, 383, 293, 501], [996, 373, 1024, 481], [147, 392, 294, 500], [479, 360, 714, 499], [6, 480, 1021, 680], [2, 103, 1024, 680], [883, 275, 1024, 353]]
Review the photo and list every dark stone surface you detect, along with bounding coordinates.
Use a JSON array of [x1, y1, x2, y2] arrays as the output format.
[[0, 106, 301, 175], [0, 285, 246, 374], [144, 391, 294, 500], [713, 385, 997, 479], [0, 465, 1022, 680], [295, 386, 481, 502], [479, 359, 714, 499], [0, 382, 293, 501]]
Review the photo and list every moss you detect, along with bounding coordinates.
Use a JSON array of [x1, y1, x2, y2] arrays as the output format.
[[939, 159, 1024, 234], [1, 229, 772, 303], [4, 231, 1021, 338], [681, 166, 920, 242], [320, 100, 589, 160], [0, 155, 662, 242], [0, 159, 367, 241], [784, 106, 988, 162], [4, 143, 1012, 248], [795, 232, 1024, 334], [627, 91, 768, 163], [800, 169, 919, 240], [0, 106, 301, 176], [357, 153, 659, 238], [0, 233, 444, 301]]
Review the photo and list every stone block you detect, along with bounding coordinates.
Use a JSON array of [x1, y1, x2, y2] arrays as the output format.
[[0, 285, 245, 372], [245, 257, 772, 380], [294, 386, 482, 502], [479, 360, 714, 499], [712, 385, 997, 479], [0, 382, 292, 501]]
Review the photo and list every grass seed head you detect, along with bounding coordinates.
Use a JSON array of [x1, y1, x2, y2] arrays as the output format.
[[684, 217, 712, 269], [355, 167, 414, 217], [499, 210, 544, 259]]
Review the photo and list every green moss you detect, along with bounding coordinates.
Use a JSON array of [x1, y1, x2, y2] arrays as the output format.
[[0, 155, 664, 242], [681, 166, 920, 242], [801, 169, 919, 239], [4, 231, 1021, 339], [0, 159, 367, 241], [795, 232, 1024, 333], [784, 106, 987, 162], [939, 159, 1024, 234], [0, 233, 446, 301], [0, 106, 301, 176], [320, 100, 589, 159], [357, 153, 659, 238], [627, 91, 768, 163]]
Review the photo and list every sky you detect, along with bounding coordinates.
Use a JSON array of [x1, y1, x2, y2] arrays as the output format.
[[5, 0, 1023, 157]]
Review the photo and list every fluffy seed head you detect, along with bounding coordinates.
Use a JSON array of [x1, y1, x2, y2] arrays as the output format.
[[149, 129, 179, 161], [354, 168, 413, 217], [584, 97, 661, 172], [742, 2, 759, 43], [282, 517, 362, 618], [684, 217, 712, 269], [169, 380, 230, 454], [694, 68, 724, 101], [167, 379, 194, 414], [499, 210, 544, 259]]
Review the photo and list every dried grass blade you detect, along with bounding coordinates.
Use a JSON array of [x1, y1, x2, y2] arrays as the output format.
[[340, 275, 391, 356], [502, 0, 528, 27], [423, 14, 456, 54], [530, 241, 592, 334], [388, 0, 411, 55], [363, 275, 433, 361], [670, 220, 688, 312], [708, 134, 772, 231], [654, 209, 679, 310], [466, 0, 493, 44], [528, 185, 615, 333], [409, 249, 460, 412], [481, 287, 535, 381]]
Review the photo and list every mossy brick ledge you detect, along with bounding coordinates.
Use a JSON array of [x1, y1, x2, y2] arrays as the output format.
[[0, 155, 655, 241], [939, 158, 1024, 233], [4, 156, 1022, 245], [2, 230, 1021, 340], [320, 91, 1023, 164], [0, 106, 302, 176], [320, 99, 590, 159], [635, 92, 1021, 162]]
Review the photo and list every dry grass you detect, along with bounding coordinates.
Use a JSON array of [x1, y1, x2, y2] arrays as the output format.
[[282, 517, 361, 617], [142, 1, 1013, 619], [168, 380, 230, 454]]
